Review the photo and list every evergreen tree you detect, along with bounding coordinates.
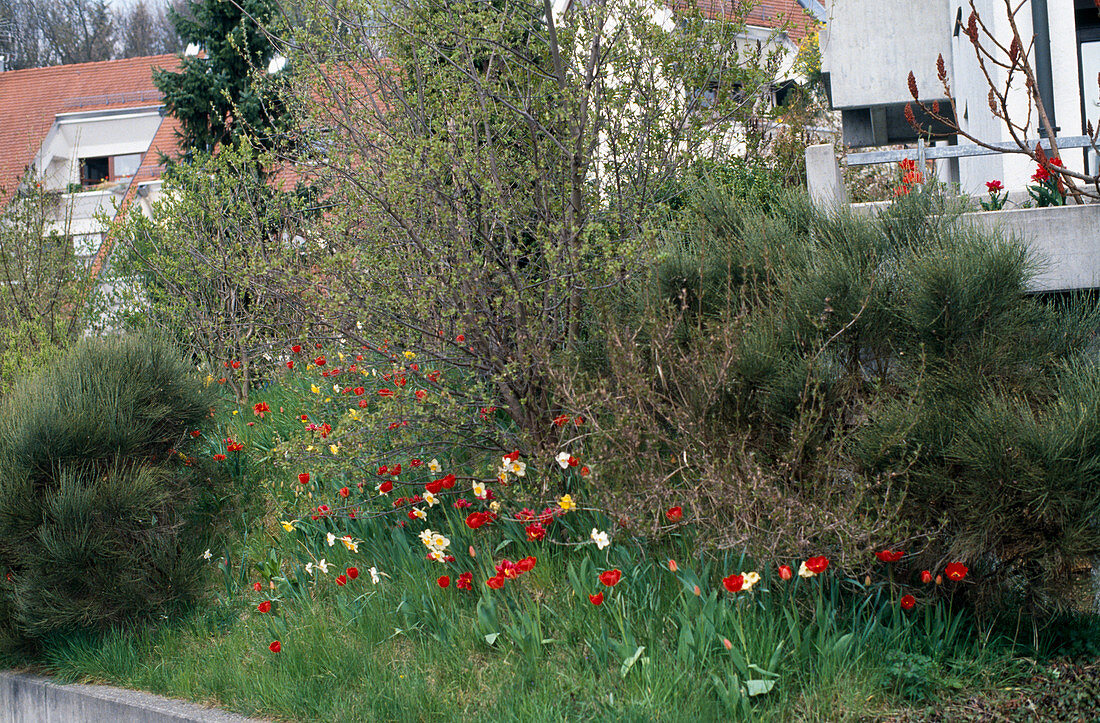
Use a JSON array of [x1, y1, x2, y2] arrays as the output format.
[[153, 0, 285, 157]]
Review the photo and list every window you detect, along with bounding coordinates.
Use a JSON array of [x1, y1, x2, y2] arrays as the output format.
[[78, 153, 144, 188], [80, 157, 109, 187]]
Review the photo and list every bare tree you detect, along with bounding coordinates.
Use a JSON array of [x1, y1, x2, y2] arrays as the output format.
[[40, 0, 114, 65]]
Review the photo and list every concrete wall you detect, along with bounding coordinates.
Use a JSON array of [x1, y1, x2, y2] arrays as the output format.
[[0, 671, 265, 723]]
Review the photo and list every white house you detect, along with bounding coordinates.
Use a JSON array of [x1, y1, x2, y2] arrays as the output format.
[[820, 0, 1099, 196]]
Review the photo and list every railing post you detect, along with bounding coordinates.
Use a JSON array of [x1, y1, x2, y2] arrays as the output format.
[[805, 143, 849, 212]]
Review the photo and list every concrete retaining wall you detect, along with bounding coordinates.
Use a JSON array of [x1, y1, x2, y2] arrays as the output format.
[[0, 671, 266, 723]]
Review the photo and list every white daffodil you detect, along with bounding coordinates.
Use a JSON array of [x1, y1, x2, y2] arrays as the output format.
[[472, 482, 488, 500], [798, 561, 815, 578], [428, 459, 442, 473], [412, 508, 426, 520], [326, 532, 336, 547], [510, 460, 527, 477], [424, 491, 438, 507], [305, 562, 314, 575], [369, 566, 381, 584], [341, 536, 359, 553], [742, 571, 761, 592], [556, 451, 572, 469], [428, 550, 444, 562], [590, 528, 610, 550], [317, 559, 329, 574], [430, 533, 450, 550], [489, 501, 501, 513], [333, 384, 342, 393], [418, 529, 435, 547], [202, 549, 212, 560]]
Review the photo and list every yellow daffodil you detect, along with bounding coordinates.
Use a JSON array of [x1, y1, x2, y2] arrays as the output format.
[[311, 384, 320, 394], [403, 350, 416, 359], [280, 520, 295, 532], [559, 494, 576, 512], [329, 444, 339, 455]]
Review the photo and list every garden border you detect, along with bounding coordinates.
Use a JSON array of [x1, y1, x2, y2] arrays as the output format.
[[0, 670, 266, 723]]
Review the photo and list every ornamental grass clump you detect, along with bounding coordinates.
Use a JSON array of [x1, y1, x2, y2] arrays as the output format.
[[0, 333, 227, 649]]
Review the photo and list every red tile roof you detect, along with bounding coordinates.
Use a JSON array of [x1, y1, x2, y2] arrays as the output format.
[[681, 0, 818, 42], [0, 54, 180, 203]]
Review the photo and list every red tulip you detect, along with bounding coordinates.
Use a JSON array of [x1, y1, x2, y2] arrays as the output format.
[[336, 575, 347, 586], [298, 472, 310, 485], [339, 487, 349, 498], [257, 601, 271, 614], [875, 550, 905, 563], [515, 556, 536, 573], [252, 582, 262, 592], [920, 570, 933, 584], [778, 564, 793, 580], [805, 556, 829, 574], [269, 640, 281, 653], [486, 574, 505, 589], [378, 481, 393, 494], [723, 574, 744, 593], [437, 575, 450, 588], [598, 569, 622, 587], [665, 506, 683, 523], [589, 592, 604, 605], [945, 562, 968, 581], [466, 512, 489, 529], [900, 594, 916, 611], [347, 567, 359, 580], [291, 344, 301, 353]]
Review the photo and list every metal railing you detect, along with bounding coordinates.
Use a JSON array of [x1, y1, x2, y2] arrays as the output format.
[[845, 135, 1094, 168]]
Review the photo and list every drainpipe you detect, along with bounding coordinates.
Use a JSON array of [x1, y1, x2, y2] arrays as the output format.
[[1031, 0, 1058, 136]]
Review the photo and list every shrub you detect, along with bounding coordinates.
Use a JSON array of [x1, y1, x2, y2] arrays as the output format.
[[562, 185, 1100, 612], [0, 333, 227, 649]]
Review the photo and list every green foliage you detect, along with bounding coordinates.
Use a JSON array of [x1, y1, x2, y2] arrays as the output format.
[[154, 0, 285, 156], [568, 185, 1100, 611], [0, 333, 228, 649]]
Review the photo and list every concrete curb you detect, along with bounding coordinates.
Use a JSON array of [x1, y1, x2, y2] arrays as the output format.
[[0, 671, 268, 723]]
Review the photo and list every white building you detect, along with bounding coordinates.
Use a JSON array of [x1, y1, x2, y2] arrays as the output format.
[[821, 0, 1098, 195]]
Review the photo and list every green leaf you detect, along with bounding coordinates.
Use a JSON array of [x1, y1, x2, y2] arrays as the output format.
[[483, 632, 500, 645], [620, 645, 646, 678], [744, 679, 776, 697]]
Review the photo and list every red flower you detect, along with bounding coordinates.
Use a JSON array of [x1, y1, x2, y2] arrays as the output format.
[[985, 179, 1004, 192], [410, 459, 422, 468], [901, 170, 923, 186], [190, 430, 201, 438], [212, 453, 226, 461], [515, 556, 536, 573], [335, 487, 348, 499], [230, 360, 241, 369], [438, 473, 455, 489], [899, 158, 916, 172], [580, 466, 590, 477], [257, 601, 272, 613], [437, 575, 451, 588], [291, 344, 301, 354], [589, 592, 604, 605], [900, 594, 916, 611], [298, 473, 310, 485], [553, 414, 569, 427], [377, 465, 388, 476], [358, 399, 368, 408], [253, 402, 270, 417], [465, 512, 489, 529], [1032, 165, 1052, 182], [456, 572, 473, 590], [378, 481, 393, 493], [722, 574, 744, 593], [425, 480, 443, 495], [269, 641, 281, 653], [945, 562, 968, 581], [353, 386, 365, 396], [805, 556, 829, 574], [525, 523, 546, 541], [314, 356, 326, 366], [453, 498, 471, 509], [598, 569, 622, 587], [286, 361, 294, 369], [486, 574, 505, 589], [778, 564, 793, 580], [920, 570, 933, 584], [253, 581, 262, 592], [456, 334, 465, 343], [665, 506, 683, 523], [875, 550, 905, 563], [415, 390, 427, 400], [347, 567, 359, 580], [378, 389, 394, 398], [336, 574, 347, 586]]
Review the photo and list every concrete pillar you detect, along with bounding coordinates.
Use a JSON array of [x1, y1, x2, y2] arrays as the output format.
[[805, 143, 849, 211]]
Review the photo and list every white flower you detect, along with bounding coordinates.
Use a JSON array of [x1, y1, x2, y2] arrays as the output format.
[[489, 501, 501, 513], [317, 559, 329, 574], [742, 571, 761, 592], [510, 460, 527, 477], [369, 566, 381, 584], [375, 481, 390, 494], [306, 562, 314, 575], [424, 491, 438, 507], [428, 550, 444, 562], [556, 452, 572, 469], [418, 529, 434, 546], [472, 481, 488, 500], [341, 536, 359, 553], [202, 549, 212, 560], [798, 562, 815, 578], [326, 532, 336, 547], [430, 533, 450, 550], [333, 384, 342, 393], [412, 508, 426, 520], [428, 458, 442, 473], [590, 528, 610, 550]]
